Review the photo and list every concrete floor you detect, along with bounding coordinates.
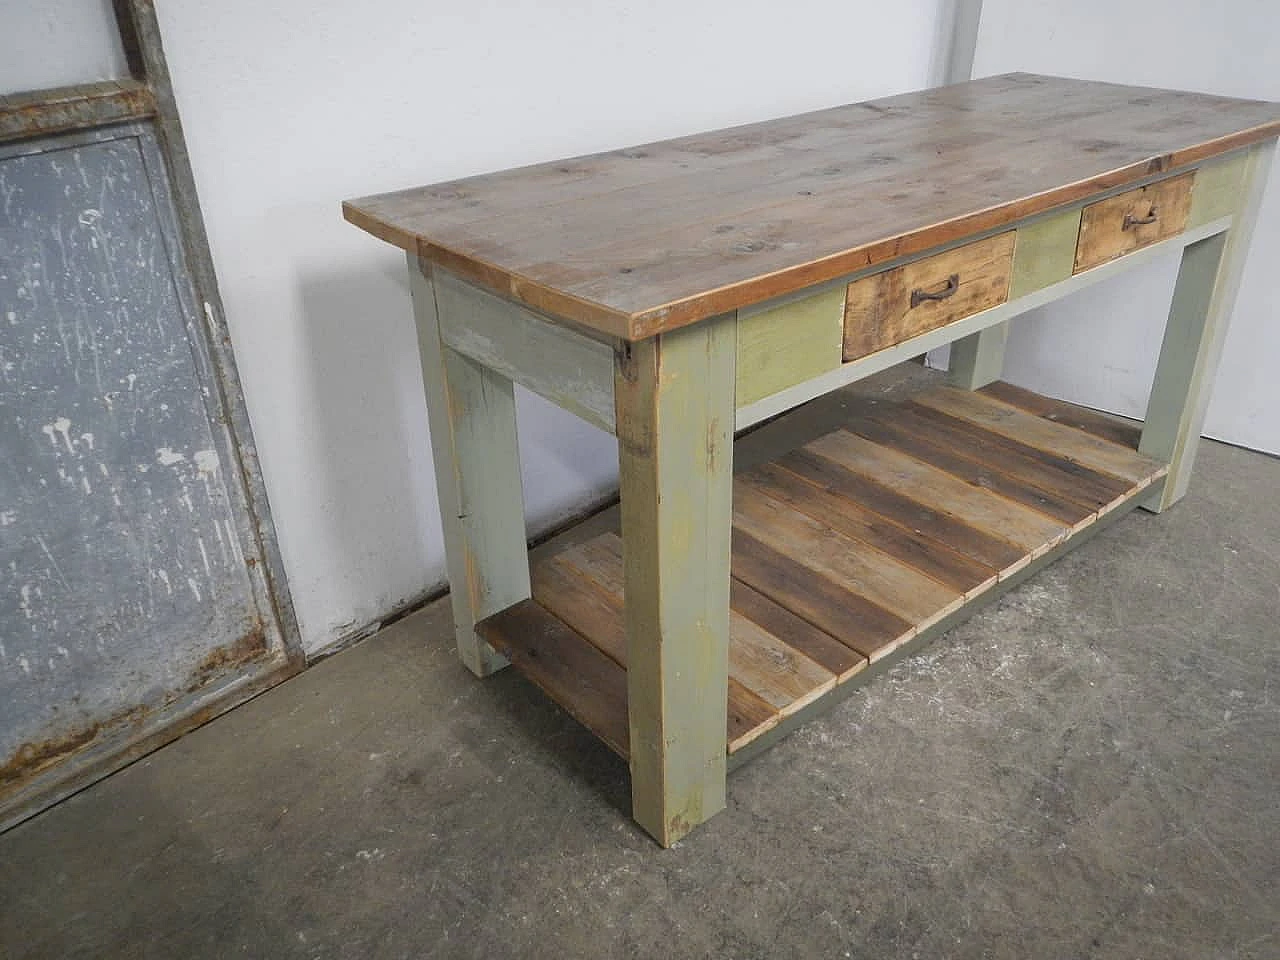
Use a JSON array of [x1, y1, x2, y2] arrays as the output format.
[[2, 435, 1278, 958]]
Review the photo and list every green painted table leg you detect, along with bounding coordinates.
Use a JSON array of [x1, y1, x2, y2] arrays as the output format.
[[615, 315, 736, 846], [407, 254, 530, 676], [1140, 141, 1277, 513], [949, 207, 1083, 390], [948, 321, 1010, 390]]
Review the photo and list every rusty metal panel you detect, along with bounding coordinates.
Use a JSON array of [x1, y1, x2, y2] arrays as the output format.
[[0, 81, 156, 145], [0, 122, 293, 825]]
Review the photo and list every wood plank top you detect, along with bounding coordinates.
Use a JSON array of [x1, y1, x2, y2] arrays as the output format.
[[345, 73, 1280, 340]]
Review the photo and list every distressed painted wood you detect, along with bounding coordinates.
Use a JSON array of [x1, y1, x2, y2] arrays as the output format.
[[1188, 150, 1249, 229], [434, 268, 617, 433], [1010, 208, 1085, 299], [407, 254, 530, 677], [736, 286, 844, 406], [347, 76, 1280, 340], [1140, 141, 1276, 512], [734, 213, 1233, 431], [843, 232, 1015, 361], [1074, 172, 1195, 273], [614, 315, 736, 846], [532, 542, 787, 751], [947, 321, 1009, 391]]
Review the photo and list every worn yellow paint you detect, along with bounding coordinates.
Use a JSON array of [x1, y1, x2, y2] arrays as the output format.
[[735, 287, 844, 407], [616, 314, 736, 847], [1187, 150, 1249, 229]]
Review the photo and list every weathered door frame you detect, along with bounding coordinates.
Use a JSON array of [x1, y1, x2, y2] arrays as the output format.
[[0, 0, 302, 831]]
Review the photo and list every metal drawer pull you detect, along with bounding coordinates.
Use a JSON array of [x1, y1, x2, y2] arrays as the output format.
[[910, 273, 960, 308], [1123, 207, 1159, 230]]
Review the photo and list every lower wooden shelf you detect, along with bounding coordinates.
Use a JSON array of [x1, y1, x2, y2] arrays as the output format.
[[477, 381, 1168, 761]]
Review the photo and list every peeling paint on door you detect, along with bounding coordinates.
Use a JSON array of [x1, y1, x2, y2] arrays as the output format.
[[0, 125, 289, 819]]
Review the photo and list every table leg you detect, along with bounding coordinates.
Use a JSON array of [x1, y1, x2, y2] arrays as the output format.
[[407, 254, 530, 676], [948, 321, 1009, 389], [615, 316, 736, 846], [1140, 141, 1276, 513]]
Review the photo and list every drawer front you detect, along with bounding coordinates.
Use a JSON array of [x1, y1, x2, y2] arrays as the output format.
[[842, 232, 1015, 362], [1074, 172, 1194, 273]]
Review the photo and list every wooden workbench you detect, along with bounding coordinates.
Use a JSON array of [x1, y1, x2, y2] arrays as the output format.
[[345, 74, 1280, 846]]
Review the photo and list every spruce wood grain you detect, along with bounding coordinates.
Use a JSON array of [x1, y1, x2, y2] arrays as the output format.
[[740, 464, 999, 596], [349, 75, 1280, 339], [842, 412, 1096, 530], [913, 387, 1166, 485], [566, 536, 837, 718], [807, 430, 1070, 556], [978, 381, 1143, 449], [898, 402, 1135, 511], [842, 232, 1014, 361], [729, 579, 867, 682], [776, 448, 1029, 574], [505, 381, 1171, 768], [730, 529, 915, 661], [477, 601, 630, 759], [1074, 173, 1195, 273], [732, 489, 965, 631]]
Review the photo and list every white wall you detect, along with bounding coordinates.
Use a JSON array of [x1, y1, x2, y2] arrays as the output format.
[[971, 0, 1280, 453], [0, 0, 126, 93], [151, 0, 946, 654]]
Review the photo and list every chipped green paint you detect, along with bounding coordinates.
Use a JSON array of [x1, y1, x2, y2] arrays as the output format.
[[615, 313, 736, 846], [408, 253, 530, 676], [1141, 141, 1276, 512]]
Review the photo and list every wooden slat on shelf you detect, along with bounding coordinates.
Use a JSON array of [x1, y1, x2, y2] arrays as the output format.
[[914, 386, 1163, 485], [722, 615, 838, 715], [740, 464, 998, 597], [733, 487, 964, 633], [731, 529, 914, 661], [843, 412, 1096, 531], [807, 430, 1071, 557], [561, 535, 836, 731], [730, 579, 867, 682], [778, 447, 1028, 575], [533, 546, 784, 751], [978, 381, 1143, 449], [725, 684, 783, 754], [897, 402, 1134, 512], [476, 600, 630, 759], [531, 558, 626, 663]]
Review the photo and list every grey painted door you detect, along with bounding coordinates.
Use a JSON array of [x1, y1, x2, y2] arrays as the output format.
[[1, 122, 295, 828]]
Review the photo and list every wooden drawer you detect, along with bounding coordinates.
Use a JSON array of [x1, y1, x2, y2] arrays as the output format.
[[1074, 172, 1194, 273], [842, 233, 1015, 362]]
